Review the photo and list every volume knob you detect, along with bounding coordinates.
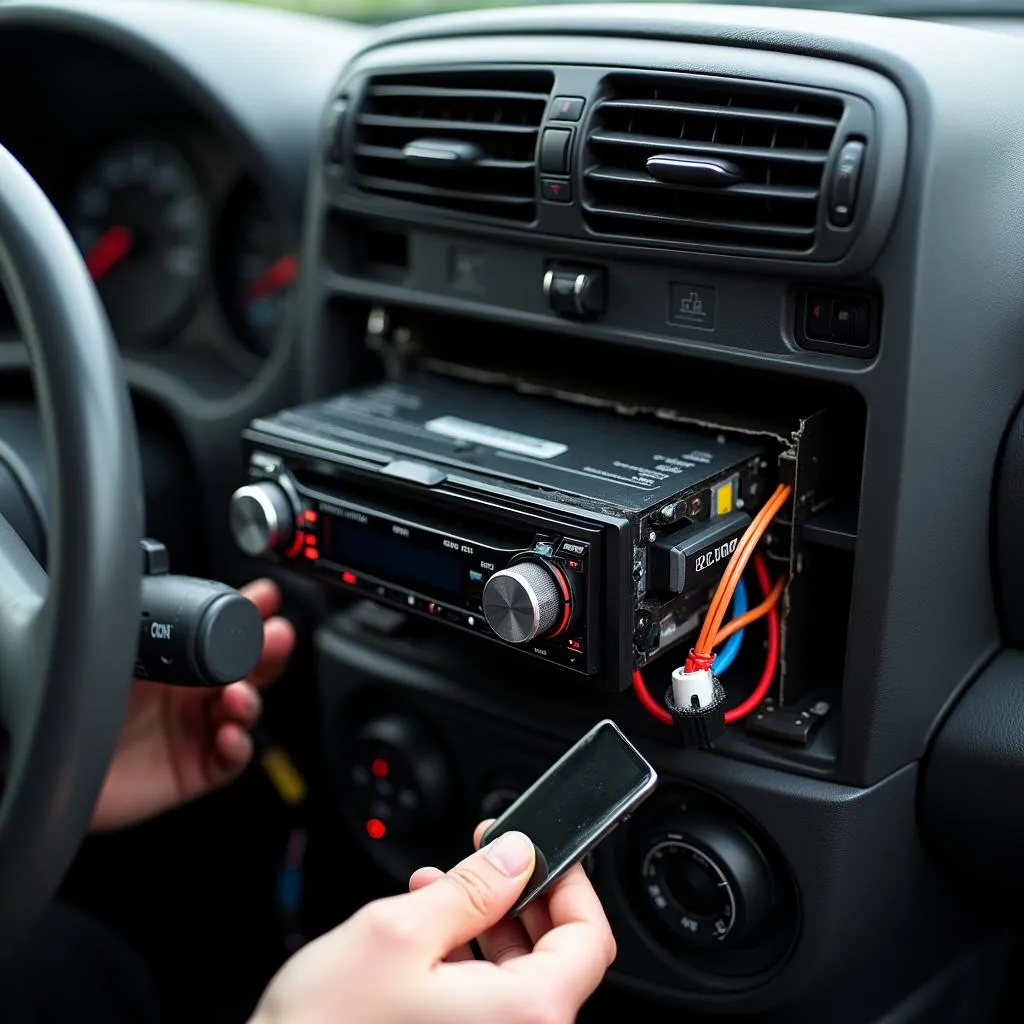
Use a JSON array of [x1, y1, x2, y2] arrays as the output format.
[[482, 560, 565, 643], [229, 481, 295, 557]]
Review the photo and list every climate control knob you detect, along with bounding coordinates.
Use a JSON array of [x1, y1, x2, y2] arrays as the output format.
[[229, 481, 295, 557], [347, 714, 452, 838], [640, 815, 774, 947], [482, 559, 568, 643]]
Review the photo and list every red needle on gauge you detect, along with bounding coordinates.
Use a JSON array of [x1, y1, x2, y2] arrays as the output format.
[[245, 254, 298, 304], [85, 225, 134, 282]]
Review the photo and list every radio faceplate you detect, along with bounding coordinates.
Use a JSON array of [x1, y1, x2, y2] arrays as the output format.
[[231, 376, 769, 691], [308, 487, 603, 675]]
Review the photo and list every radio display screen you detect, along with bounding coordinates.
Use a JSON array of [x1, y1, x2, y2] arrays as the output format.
[[325, 515, 465, 601]]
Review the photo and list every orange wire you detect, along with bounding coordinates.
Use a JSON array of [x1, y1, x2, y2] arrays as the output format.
[[697, 485, 787, 653], [707, 483, 789, 647], [693, 483, 791, 659], [694, 484, 788, 656], [713, 574, 785, 647]]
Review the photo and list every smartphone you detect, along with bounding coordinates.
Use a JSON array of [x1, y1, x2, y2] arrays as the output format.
[[481, 719, 658, 915]]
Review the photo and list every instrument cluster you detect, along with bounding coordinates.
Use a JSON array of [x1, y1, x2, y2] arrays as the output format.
[[0, 43, 298, 377], [65, 133, 296, 362]]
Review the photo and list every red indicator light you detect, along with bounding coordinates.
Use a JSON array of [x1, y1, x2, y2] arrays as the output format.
[[304, 510, 318, 523], [304, 548, 319, 560], [568, 639, 581, 650], [341, 570, 358, 585], [371, 758, 389, 778], [305, 534, 317, 546], [366, 818, 386, 840]]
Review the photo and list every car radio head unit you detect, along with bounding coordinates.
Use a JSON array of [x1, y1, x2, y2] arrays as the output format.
[[231, 375, 771, 691]]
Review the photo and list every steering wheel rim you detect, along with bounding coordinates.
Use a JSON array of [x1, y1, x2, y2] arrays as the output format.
[[0, 143, 142, 956]]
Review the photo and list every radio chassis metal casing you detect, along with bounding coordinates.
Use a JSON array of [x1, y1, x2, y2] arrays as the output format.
[[238, 377, 766, 692]]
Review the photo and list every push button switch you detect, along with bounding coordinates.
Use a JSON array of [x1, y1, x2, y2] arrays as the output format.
[[544, 266, 606, 318], [541, 178, 572, 203], [550, 96, 585, 121], [805, 294, 833, 340], [833, 297, 870, 346], [798, 288, 877, 357], [540, 129, 572, 175]]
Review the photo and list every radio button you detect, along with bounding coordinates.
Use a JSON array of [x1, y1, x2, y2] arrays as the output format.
[[557, 539, 588, 558], [229, 481, 296, 557], [482, 559, 567, 644]]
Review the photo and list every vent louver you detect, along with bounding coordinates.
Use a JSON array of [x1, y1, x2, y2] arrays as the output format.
[[351, 70, 554, 223], [583, 75, 845, 253]]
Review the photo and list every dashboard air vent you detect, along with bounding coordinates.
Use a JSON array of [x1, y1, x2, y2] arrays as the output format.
[[583, 74, 845, 253], [351, 70, 554, 223]]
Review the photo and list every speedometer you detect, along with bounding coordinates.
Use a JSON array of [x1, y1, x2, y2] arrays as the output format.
[[69, 138, 206, 350]]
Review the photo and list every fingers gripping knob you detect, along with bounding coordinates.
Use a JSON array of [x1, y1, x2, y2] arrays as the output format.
[[482, 560, 565, 643]]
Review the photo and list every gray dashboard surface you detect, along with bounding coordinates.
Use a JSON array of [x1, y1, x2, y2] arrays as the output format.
[[0, 0, 369, 213], [310, 2, 1024, 787]]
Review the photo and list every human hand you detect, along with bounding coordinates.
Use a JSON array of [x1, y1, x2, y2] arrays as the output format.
[[91, 578, 296, 832], [250, 822, 616, 1024]]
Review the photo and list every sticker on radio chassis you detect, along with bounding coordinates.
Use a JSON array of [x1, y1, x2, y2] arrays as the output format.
[[425, 416, 569, 459]]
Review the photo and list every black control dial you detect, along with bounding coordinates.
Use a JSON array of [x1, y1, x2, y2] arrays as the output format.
[[481, 558, 570, 643], [640, 815, 774, 947], [346, 714, 452, 840]]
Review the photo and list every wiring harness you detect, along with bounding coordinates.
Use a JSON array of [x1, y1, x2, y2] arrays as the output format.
[[633, 482, 791, 747]]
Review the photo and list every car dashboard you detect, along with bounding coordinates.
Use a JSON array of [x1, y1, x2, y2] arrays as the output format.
[[2, 0, 1024, 1021]]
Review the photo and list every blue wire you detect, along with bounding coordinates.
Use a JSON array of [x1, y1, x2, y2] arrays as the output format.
[[712, 577, 748, 675]]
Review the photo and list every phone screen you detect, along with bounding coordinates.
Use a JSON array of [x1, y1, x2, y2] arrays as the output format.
[[482, 720, 657, 913]]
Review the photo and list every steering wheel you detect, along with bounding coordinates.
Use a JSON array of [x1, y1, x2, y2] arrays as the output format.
[[0, 144, 142, 957]]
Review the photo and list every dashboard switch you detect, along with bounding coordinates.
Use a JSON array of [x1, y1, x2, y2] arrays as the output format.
[[540, 128, 572, 175], [798, 288, 877, 357], [829, 139, 865, 227], [544, 266, 607, 318], [550, 96, 585, 121], [833, 297, 870, 346], [805, 294, 833, 340], [541, 178, 573, 203]]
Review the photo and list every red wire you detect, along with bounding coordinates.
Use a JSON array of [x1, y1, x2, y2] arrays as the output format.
[[632, 552, 780, 728], [631, 668, 673, 725]]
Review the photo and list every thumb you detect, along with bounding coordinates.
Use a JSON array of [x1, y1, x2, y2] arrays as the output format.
[[404, 830, 536, 957]]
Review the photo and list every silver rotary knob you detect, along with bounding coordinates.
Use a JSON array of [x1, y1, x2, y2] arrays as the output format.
[[229, 481, 295, 557], [482, 560, 566, 643]]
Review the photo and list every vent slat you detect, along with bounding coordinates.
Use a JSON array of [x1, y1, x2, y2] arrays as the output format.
[[367, 85, 549, 103], [598, 99, 840, 129], [355, 175, 536, 209], [351, 69, 553, 223], [588, 130, 829, 166], [355, 144, 535, 172], [583, 203, 816, 240], [585, 167, 819, 202], [356, 114, 539, 136], [583, 74, 843, 253]]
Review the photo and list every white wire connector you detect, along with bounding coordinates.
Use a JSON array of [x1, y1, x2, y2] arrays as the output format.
[[670, 666, 716, 711], [665, 664, 727, 750]]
